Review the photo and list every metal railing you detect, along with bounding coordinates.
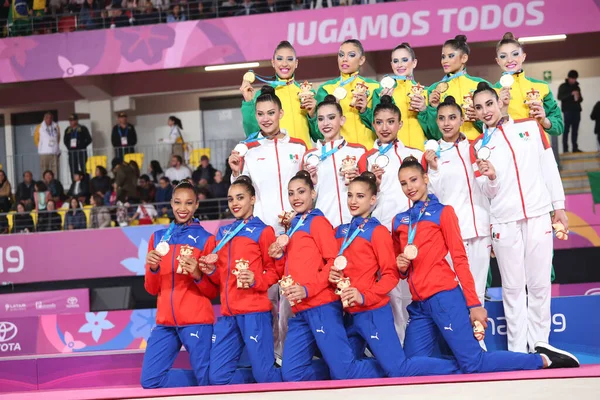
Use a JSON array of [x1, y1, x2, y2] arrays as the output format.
[[1, 198, 231, 234], [1, 0, 388, 38]]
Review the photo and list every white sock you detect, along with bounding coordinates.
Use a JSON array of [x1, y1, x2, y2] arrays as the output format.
[[540, 353, 552, 367]]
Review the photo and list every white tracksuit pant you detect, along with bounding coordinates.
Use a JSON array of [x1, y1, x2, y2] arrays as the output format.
[[389, 280, 412, 344], [491, 213, 553, 353]]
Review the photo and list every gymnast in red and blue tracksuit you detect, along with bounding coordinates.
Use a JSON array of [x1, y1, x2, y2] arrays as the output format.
[[142, 181, 219, 388], [205, 176, 284, 384], [271, 170, 383, 381], [392, 157, 579, 372], [332, 172, 460, 377]]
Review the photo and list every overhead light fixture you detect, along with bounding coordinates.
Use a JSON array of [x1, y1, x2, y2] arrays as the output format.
[[518, 34, 566, 44], [205, 62, 260, 72]]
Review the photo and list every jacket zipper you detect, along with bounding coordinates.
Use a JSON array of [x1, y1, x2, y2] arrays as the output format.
[[456, 146, 479, 237], [331, 144, 343, 225], [274, 139, 285, 210], [225, 241, 233, 316], [500, 126, 528, 218], [170, 239, 179, 326], [287, 85, 299, 143], [408, 262, 423, 301]]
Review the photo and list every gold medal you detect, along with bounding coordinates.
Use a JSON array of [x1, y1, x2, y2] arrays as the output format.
[[243, 71, 255, 83], [333, 87, 347, 101], [380, 76, 395, 89], [435, 82, 449, 93], [500, 74, 514, 88]]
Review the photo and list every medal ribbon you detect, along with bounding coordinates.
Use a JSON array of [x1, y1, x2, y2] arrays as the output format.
[[441, 69, 467, 83], [241, 131, 268, 145], [159, 218, 200, 244], [407, 199, 430, 245], [214, 219, 249, 253], [378, 141, 395, 156], [249, 70, 292, 87], [387, 74, 414, 81], [338, 73, 358, 88], [287, 211, 311, 238], [320, 140, 346, 161], [481, 118, 506, 149], [338, 218, 368, 256]]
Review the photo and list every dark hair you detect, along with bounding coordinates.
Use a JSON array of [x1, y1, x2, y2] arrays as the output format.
[[35, 181, 48, 192], [341, 39, 364, 56], [140, 174, 151, 182], [350, 171, 377, 195], [43, 169, 54, 178], [568, 70, 579, 79], [172, 155, 183, 164], [92, 194, 104, 206], [256, 85, 283, 109], [173, 179, 198, 199], [392, 42, 416, 60], [473, 81, 499, 102], [399, 156, 425, 175], [373, 95, 401, 119], [96, 166, 108, 176], [273, 40, 296, 57], [168, 116, 183, 130], [150, 160, 163, 183], [289, 170, 314, 191], [69, 197, 80, 209], [231, 175, 256, 197], [159, 176, 170, 184], [443, 34, 470, 56], [437, 95, 463, 116], [496, 32, 522, 53], [316, 94, 343, 116]]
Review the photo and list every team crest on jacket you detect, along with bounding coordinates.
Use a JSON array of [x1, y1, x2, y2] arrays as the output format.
[[518, 131, 530, 141], [177, 245, 194, 262], [289, 154, 299, 163], [400, 216, 410, 224]]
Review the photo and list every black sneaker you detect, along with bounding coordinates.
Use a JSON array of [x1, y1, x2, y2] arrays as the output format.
[[534, 342, 580, 368], [573, 149, 583, 153]]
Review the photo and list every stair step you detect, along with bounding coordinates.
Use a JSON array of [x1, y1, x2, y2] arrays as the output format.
[[560, 151, 600, 161], [565, 186, 591, 194], [560, 168, 600, 177]]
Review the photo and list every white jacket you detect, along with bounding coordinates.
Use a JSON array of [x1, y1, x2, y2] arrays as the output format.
[[427, 137, 496, 239], [358, 140, 423, 231], [37, 121, 60, 155], [235, 131, 306, 234], [470, 117, 565, 224], [302, 138, 365, 228]]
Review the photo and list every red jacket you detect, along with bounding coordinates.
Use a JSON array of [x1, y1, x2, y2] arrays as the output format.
[[145, 222, 218, 326], [208, 217, 284, 316], [334, 217, 400, 313], [392, 195, 480, 308], [283, 209, 338, 312]]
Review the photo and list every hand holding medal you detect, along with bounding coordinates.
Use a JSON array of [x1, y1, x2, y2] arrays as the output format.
[[476, 159, 496, 180], [240, 71, 256, 102], [429, 82, 448, 108], [380, 76, 395, 97]]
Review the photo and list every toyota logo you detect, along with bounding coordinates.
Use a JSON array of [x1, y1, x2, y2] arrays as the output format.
[[0, 322, 17, 343]]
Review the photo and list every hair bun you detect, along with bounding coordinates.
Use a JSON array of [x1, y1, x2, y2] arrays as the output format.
[[261, 85, 276, 95], [278, 40, 292, 47], [400, 42, 412, 48], [360, 171, 377, 182], [444, 95, 457, 105], [296, 170, 312, 180], [502, 32, 515, 41], [403, 155, 419, 164], [455, 35, 468, 43], [235, 175, 253, 185], [476, 81, 492, 91], [323, 94, 338, 104], [379, 95, 393, 106]]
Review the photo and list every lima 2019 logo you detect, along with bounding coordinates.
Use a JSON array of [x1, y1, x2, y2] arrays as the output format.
[[0, 321, 21, 352]]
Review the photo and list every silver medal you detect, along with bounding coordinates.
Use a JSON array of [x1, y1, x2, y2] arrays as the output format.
[[233, 143, 249, 157], [477, 146, 491, 161], [374, 154, 390, 168]]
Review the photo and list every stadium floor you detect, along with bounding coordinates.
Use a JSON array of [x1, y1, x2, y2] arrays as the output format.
[[3, 364, 599, 400]]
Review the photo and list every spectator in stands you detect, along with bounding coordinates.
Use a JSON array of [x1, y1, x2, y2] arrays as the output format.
[[155, 176, 172, 216], [91, 166, 111, 196], [0, 214, 8, 234], [151, 0, 168, 11], [37, 199, 63, 232], [64, 113, 93, 178], [34, 112, 61, 178], [129, 160, 141, 180], [236, 0, 260, 15], [13, 202, 35, 233], [219, 0, 239, 17], [209, 170, 228, 199], [130, 194, 158, 225], [165, 155, 192, 182], [112, 157, 138, 203], [108, 7, 131, 28], [49, 0, 67, 17], [138, 174, 157, 201], [148, 160, 164, 184], [111, 112, 137, 159], [191, 155, 216, 185], [34, 181, 51, 211], [68, 171, 91, 204], [264, 0, 291, 12], [79, 0, 102, 29], [558, 70, 584, 153], [43, 170, 65, 205], [189, 0, 215, 19], [137, 2, 160, 25], [166, 3, 186, 21], [592, 101, 600, 150], [159, 116, 185, 159], [16, 171, 35, 211], [65, 197, 87, 230], [90, 194, 111, 228], [290, 0, 308, 10], [0, 171, 13, 213], [104, 179, 118, 206]]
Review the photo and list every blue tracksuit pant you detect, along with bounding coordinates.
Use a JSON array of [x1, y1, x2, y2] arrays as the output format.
[[140, 324, 212, 388], [209, 311, 282, 384], [403, 287, 544, 373], [345, 303, 460, 377], [281, 301, 384, 381]]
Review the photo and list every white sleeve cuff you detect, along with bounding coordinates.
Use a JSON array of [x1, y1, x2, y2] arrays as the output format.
[[552, 201, 565, 211]]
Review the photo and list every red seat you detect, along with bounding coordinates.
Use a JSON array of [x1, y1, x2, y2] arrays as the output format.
[[58, 16, 77, 33]]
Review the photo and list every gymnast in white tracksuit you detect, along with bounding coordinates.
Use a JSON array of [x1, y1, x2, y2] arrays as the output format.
[[302, 95, 366, 228], [470, 82, 567, 354], [424, 96, 498, 313], [357, 95, 423, 344]]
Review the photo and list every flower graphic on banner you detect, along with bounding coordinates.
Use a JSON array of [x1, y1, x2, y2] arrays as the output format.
[[115, 25, 175, 65], [130, 309, 156, 340], [58, 55, 90, 78], [121, 239, 148, 275], [62, 331, 86, 353], [0, 37, 38, 67], [79, 312, 115, 342]]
